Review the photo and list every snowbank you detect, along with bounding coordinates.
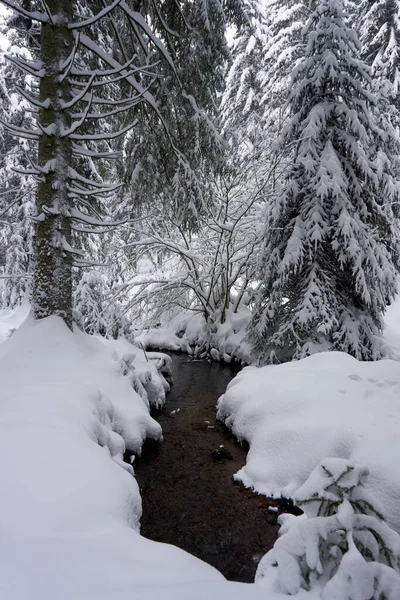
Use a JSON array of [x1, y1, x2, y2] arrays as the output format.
[[382, 293, 400, 360], [0, 300, 29, 343], [0, 314, 285, 599], [217, 351, 400, 532], [137, 308, 252, 364], [99, 335, 171, 410]]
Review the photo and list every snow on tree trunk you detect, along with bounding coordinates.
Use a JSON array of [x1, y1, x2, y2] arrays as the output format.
[[33, 0, 74, 327]]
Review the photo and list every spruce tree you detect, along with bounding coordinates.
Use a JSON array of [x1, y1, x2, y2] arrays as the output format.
[[358, 0, 400, 103], [221, 0, 267, 137], [256, 459, 400, 598], [1, 0, 247, 327], [250, 0, 400, 364]]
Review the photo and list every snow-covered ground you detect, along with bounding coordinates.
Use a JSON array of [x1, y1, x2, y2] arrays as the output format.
[[217, 296, 400, 536], [217, 351, 400, 530], [1, 297, 400, 599], [0, 311, 282, 600]]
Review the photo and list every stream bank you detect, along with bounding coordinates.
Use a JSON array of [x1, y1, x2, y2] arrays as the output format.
[[133, 354, 296, 583]]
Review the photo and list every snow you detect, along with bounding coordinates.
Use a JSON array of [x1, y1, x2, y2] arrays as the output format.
[[0, 311, 286, 600], [217, 349, 400, 534], [0, 300, 29, 342], [2, 298, 400, 598], [382, 294, 400, 359], [255, 458, 400, 599], [137, 308, 252, 364]]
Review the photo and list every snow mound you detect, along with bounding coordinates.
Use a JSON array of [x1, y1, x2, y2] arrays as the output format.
[[256, 458, 400, 599], [217, 351, 400, 532], [0, 314, 289, 599], [98, 335, 171, 410], [0, 316, 228, 599], [0, 301, 30, 343]]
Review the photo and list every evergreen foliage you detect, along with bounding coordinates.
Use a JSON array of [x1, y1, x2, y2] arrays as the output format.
[[221, 0, 267, 137], [260, 0, 309, 131], [0, 28, 34, 308], [358, 0, 400, 100], [256, 458, 400, 599], [250, 0, 400, 364], [121, 0, 248, 229]]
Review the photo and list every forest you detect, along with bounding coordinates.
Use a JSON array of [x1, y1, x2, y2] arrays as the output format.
[[1, 1, 400, 599]]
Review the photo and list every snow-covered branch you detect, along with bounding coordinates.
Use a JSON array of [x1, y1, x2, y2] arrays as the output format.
[[69, 0, 123, 30], [0, 0, 48, 22]]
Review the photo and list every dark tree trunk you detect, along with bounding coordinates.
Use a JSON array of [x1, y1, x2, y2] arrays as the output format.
[[32, 0, 74, 327]]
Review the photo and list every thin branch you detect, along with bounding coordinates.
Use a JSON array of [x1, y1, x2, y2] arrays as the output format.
[[69, 120, 137, 140], [69, 0, 123, 30], [0, 0, 48, 22]]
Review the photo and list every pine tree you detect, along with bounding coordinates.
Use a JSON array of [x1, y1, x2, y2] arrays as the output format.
[[250, 0, 400, 364], [256, 458, 400, 599], [358, 0, 400, 103], [2, 0, 248, 328], [0, 22, 35, 308], [221, 0, 267, 137]]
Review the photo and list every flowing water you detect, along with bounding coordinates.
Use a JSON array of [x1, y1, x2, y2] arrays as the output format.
[[134, 354, 296, 583]]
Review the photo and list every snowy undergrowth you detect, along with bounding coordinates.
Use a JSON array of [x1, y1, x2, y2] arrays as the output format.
[[0, 314, 286, 600], [256, 458, 400, 599], [137, 307, 252, 364]]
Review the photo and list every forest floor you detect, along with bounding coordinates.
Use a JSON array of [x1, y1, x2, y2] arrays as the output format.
[[133, 354, 299, 583]]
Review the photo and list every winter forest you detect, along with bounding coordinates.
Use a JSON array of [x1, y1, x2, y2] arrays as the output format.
[[1, 0, 400, 599]]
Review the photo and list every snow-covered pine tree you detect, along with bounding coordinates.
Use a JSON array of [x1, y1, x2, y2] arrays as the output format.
[[256, 458, 400, 599], [2, 0, 250, 329], [0, 15, 35, 309], [358, 0, 400, 105], [221, 0, 267, 138], [260, 0, 310, 135], [250, 0, 400, 364]]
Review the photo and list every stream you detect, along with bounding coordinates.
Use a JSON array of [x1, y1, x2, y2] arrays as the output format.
[[134, 354, 292, 583]]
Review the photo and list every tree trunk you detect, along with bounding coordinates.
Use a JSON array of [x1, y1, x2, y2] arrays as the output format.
[[32, 0, 74, 327]]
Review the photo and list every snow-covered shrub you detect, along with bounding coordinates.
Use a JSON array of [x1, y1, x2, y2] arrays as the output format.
[[256, 458, 400, 599], [73, 270, 134, 339], [137, 307, 252, 364]]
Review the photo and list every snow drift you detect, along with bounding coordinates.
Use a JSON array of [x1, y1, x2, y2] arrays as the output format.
[[217, 351, 400, 533], [0, 315, 283, 600]]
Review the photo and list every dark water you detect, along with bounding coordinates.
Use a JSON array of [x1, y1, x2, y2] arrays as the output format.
[[133, 354, 289, 582]]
